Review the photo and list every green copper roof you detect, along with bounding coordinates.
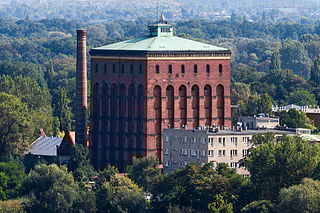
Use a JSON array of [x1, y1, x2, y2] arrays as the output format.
[[93, 36, 228, 52], [93, 18, 229, 52]]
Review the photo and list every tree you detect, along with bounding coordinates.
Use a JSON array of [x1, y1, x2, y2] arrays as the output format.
[[21, 164, 94, 213], [53, 87, 71, 132], [286, 90, 317, 106], [278, 178, 320, 213], [0, 162, 25, 200], [95, 165, 119, 191], [280, 39, 311, 78], [96, 175, 146, 213], [0, 93, 34, 157], [152, 162, 231, 212], [208, 194, 233, 213], [126, 156, 163, 193], [67, 144, 96, 183], [278, 108, 314, 129], [245, 136, 320, 201], [260, 93, 273, 115], [231, 82, 250, 105], [310, 56, 320, 85], [270, 51, 281, 71], [241, 200, 275, 213]]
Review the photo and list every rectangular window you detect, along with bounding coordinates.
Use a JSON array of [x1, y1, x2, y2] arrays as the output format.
[[242, 149, 248, 156], [183, 136, 187, 143], [230, 150, 238, 157], [218, 150, 225, 157], [112, 64, 116, 73], [191, 149, 197, 156], [104, 64, 107, 73], [164, 136, 169, 142], [230, 162, 237, 169], [231, 137, 238, 146], [223, 138, 225, 147], [164, 161, 169, 167], [209, 150, 214, 157], [164, 149, 169, 155], [201, 150, 206, 157]]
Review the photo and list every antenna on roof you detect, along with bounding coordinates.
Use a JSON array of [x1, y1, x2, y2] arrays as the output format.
[[157, 2, 159, 22]]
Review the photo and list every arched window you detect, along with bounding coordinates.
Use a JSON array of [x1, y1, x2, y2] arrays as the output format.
[[112, 64, 116, 73], [181, 65, 185, 74], [121, 64, 125, 74], [139, 65, 143, 74], [104, 64, 107, 73], [206, 64, 210, 74], [168, 65, 172, 74], [219, 64, 223, 75], [156, 65, 159, 74], [95, 64, 98, 73], [194, 64, 197, 74], [130, 64, 134, 74]]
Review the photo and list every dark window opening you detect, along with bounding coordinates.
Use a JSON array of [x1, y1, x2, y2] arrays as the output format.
[[156, 65, 159, 74], [130, 64, 134, 74], [168, 65, 172, 74], [219, 64, 223, 75], [113, 64, 116, 73], [206, 64, 210, 74], [121, 64, 125, 74], [181, 65, 185, 74], [194, 65, 197, 74], [95, 64, 98, 73], [104, 64, 107, 73]]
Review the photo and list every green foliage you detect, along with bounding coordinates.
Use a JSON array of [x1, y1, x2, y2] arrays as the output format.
[[241, 200, 275, 213], [0, 75, 54, 136], [310, 55, 320, 85], [95, 165, 119, 191], [278, 108, 314, 129], [245, 136, 320, 201], [0, 162, 25, 200], [240, 93, 272, 116], [270, 51, 281, 71], [21, 164, 95, 213], [126, 156, 163, 193], [231, 82, 251, 105], [280, 39, 311, 78], [96, 175, 146, 213], [278, 178, 320, 213], [53, 87, 72, 132], [286, 89, 317, 106], [0, 93, 34, 157], [67, 144, 96, 183], [208, 194, 233, 213], [152, 162, 233, 212]]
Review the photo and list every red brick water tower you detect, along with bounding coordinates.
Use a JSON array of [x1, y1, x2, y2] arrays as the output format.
[[89, 18, 231, 170]]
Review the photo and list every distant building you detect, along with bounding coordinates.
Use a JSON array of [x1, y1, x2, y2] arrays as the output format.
[[163, 127, 306, 176], [89, 16, 232, 171], [273, 105, 320, 127], [26, 130, 75, 164], [238, 115, 279, 129]]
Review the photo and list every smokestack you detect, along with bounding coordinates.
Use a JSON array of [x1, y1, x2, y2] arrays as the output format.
[[76, 29, 87, 145]]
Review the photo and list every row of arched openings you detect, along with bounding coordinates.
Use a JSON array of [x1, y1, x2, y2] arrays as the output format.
[[153, 84, 225, 132], [92, 82, 145, 168], [155, 64, 223, 75]]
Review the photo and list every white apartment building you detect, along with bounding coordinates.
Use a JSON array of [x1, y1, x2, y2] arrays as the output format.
[[163, 128, 299, 176]]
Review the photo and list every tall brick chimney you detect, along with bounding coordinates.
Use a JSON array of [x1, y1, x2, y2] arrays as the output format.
[[76, 29, 87, 145]]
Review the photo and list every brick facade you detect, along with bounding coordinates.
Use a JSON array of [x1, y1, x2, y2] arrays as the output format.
[[89, 52, 231, 171]]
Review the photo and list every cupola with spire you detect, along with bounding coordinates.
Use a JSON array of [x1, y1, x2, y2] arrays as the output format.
[[148, 14, 173, 37]]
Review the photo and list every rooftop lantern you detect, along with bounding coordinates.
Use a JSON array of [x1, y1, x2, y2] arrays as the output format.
[[148, 14, 173, 37]]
